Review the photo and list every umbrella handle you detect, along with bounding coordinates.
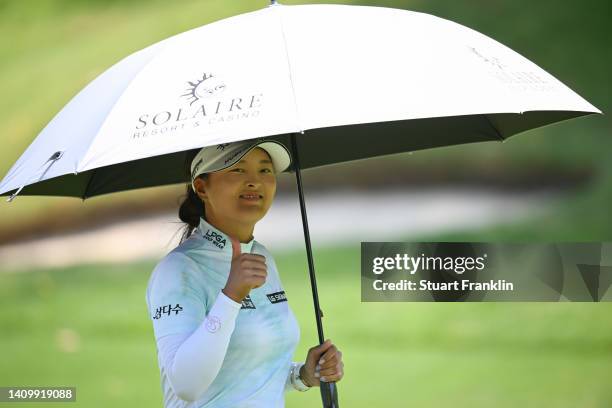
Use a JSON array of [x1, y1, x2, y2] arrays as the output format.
[[289, 133, 341, 407], [320, 381, 340, 408]]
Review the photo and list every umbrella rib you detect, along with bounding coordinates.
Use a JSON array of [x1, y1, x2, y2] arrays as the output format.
[[272, 4, 303, 133], [483, 114, 505, 142], [81, 169, 96, 201]]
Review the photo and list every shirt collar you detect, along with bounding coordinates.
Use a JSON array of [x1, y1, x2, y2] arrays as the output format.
[[197, 216, 255, 254]]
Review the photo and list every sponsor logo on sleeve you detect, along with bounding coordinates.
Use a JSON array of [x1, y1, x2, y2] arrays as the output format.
[[241, 295, 256, 309], [266, 291, 287, 304], [153, 303, 183, 319], [205, 315, 221, 333]]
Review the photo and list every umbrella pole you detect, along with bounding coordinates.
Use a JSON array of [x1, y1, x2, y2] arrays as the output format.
[[289, 133, 339, 408]]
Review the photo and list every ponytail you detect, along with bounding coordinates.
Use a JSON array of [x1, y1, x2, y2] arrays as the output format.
[[178, 149, 208, 244]]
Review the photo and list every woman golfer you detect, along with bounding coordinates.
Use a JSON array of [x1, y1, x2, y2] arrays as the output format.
[[146, 138, 344, 407]]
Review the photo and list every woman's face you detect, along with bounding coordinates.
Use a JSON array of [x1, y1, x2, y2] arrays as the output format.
[[196, 147, 277, 226]]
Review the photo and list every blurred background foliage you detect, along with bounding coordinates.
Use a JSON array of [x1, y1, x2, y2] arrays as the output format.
[[0, 1, 610, 407]]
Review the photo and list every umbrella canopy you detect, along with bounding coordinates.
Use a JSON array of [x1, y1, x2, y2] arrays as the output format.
[[0, 2, 600, 200]]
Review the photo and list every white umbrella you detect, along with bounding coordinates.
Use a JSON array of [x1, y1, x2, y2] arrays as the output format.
[[0, 2, 600, 200], [0, 3, 602, 406]]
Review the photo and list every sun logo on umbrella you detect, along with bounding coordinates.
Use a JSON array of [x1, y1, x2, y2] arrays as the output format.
[[182, 73, 226, 106]]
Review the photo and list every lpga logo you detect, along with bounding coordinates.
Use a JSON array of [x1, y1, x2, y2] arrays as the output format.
[[203, 229, 227, 249], [182, 73, 227, 106]]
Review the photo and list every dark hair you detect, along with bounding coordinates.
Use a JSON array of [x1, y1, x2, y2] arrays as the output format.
[[178, 149, 208, 244]]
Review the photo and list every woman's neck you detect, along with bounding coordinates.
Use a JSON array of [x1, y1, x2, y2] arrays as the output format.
[[205, 215, 254, 243]]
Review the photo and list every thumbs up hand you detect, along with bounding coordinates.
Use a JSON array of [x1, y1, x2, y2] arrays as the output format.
[[222, 236, 268, 303]]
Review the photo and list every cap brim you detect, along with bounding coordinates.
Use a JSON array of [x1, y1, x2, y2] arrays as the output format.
[[254, 141, 291, 173], [191, 140, 292, 192], [220, 140, 291, 174]]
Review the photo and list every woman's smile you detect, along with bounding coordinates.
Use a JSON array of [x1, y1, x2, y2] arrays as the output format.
[[239, 193, 263, 203]]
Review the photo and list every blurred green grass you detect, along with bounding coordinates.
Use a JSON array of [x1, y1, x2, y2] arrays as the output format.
[[1, 244, 611, 407]]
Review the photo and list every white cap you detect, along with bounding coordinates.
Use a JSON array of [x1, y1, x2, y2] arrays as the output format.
[[190, 138, 291, 192]]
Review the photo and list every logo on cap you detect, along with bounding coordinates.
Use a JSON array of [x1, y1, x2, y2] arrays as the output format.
[[191, 158, 204, 180]]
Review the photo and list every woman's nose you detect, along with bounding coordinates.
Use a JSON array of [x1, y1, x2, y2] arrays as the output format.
[[246, 174, 262, 186]]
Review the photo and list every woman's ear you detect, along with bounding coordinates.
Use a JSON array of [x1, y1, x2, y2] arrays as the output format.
[[193, 177, 208, 202]]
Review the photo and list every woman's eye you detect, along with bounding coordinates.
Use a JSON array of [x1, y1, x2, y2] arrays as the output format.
[[230, 168, 272, 173]]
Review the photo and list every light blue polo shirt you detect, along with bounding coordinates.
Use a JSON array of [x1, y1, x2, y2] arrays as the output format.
[[146, 216, 301, 407]]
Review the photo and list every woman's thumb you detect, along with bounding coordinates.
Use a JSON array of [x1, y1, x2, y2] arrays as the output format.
[[312, 339, 332, 357]]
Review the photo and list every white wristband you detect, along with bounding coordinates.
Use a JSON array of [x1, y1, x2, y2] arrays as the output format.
[[290, 362, 311, 392]]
